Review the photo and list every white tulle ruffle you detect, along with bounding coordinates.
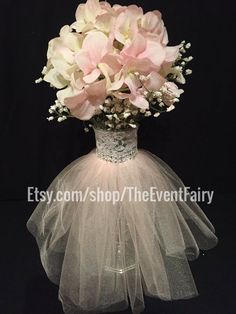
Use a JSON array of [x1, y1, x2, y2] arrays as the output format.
[[27, 149, 218, 314]]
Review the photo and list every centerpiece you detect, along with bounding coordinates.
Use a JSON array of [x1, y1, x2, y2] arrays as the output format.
[[27, 1, 218, 313]]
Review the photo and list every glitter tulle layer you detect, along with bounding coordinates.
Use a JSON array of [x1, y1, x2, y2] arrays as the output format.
[[27, 149, 218, 314]]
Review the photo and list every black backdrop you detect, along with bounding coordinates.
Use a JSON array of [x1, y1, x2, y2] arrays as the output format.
[[0, 0, 235, 313]]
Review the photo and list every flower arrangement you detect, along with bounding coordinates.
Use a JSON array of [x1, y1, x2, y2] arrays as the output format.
[[36, 0, 193, 130]]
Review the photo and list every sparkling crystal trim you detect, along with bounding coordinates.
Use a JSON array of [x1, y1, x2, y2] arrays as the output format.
[[94, 127, 138, 163]]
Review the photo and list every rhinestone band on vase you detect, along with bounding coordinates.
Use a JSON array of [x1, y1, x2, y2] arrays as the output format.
[[94, 127, 138, 163]]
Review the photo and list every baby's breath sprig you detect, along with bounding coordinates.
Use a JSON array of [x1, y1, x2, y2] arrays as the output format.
[[167, 41, 193, 84], [90, 96, 142, 130], [133, 73, 182, 119], [47, 100, 74, 122], [35, 66, 48, 84]]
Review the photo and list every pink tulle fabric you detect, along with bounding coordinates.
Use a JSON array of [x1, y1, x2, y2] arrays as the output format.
[[27, 149, 218, 314]]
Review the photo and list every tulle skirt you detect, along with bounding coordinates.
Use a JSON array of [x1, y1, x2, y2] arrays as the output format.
[[27, 149, 218, 314]]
